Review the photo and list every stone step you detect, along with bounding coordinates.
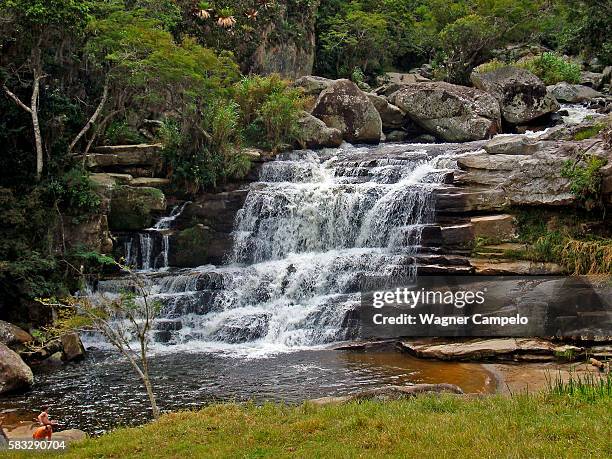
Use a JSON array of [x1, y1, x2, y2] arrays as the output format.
[[86, 144, 162, 170], [468, 258, 565, 275], [131, 177, 171, 188]]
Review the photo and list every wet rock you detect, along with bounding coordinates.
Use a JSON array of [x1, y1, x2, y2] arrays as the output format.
[[296, 111, 343, 149], [471, 67, 559, 124], [168, 224, 213, 268], [0, 343, 33, 394], [60, 333, 86, 362], [212, 313, 271, 344], [385, 130, 409, 142], [366, 93, 407, 131], [0, 321, 32, 348], [309, 384, 464, 405], [389, 82, 501, 142], [470, 214, 517, 242], [311, 79, 382, 144], [109, 186, 166, 231], [547, 82, 604, 103], [399, 338, 582, 361], [154, 319, 183, 331]]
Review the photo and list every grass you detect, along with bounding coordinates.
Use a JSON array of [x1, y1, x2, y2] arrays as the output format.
[[547, 371, 612, 402], [7, 395, 612, 458]]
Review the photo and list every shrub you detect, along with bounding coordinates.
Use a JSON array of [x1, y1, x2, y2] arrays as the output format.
[[234, 75, 305, 151], [561, 154, 607, 210], [103, 120, 145, 145], [473, 59, 510, 74], [517, 53, 581, 85], [47, 167, 101, 218]]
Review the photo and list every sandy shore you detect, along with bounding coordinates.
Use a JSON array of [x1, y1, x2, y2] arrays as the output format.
[[485, 361, 607, 395]]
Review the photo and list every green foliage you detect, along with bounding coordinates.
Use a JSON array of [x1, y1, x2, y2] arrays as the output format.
[[473, 59, 510, 74], [547, 371, 612, 402], [518, 53, 581, 85], [235, 74, 304, 151], [573, 124, 605, 141], [561, 154, 607, 209], [47, 167, 101, 218], [103, 120, 145, 145]]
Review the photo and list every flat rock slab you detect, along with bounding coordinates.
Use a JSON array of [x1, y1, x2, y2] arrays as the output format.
[[130, 177, 171, 187], [399, 338, 582, 361], [309, 384, 464, 405], [469, 259, 564, 275], [470, 214, 517, 242], [4, 424, 87, 443]]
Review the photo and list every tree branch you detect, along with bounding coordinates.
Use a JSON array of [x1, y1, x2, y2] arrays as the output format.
[[2, 85, 32, 113], [69, 81, 110, 154]]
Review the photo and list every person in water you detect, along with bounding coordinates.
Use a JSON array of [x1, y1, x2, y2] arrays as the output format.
[[32, 406, 58, 440]]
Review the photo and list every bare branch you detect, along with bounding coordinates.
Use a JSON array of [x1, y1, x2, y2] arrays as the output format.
[[69, 81, 110, 154], [2, 84, 32, 113]]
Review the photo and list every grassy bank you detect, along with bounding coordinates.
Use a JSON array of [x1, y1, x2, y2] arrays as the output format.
[[9, 394, 612, 458]]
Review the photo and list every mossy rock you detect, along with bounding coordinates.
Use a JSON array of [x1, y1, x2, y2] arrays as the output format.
[[168, 224, 211, 267], [109, 186, 166, 231]]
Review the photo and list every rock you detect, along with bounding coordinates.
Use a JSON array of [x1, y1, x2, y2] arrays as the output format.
[[385, 130, 408, 142], [168, 224, 214, 268], [412, 134, 438, 144], [85, 144, 162, 169], [109, 186, 166, 231], [469, 259, 565, 275], [5, 424, 87, 443], [366, 93, 407, 130], [0, 343, 33, 394], [602, 66, 612, 86], [311, 79, 382, 144], [89, 172, 133, 189], [0, 321, 32, 348], [434, 188, 507, 213], [547, 82, 604, 103], [376, 72, 430, 86], [242, 148, 264, 161], [389, 82, 501, 142], [399, 338, 582, 361], [60, 333, 85, 362], [483, 135, 540, 155], [470, 214, 517, 242], [293, 75, 334, 97], [130, 177, 171, 188], [471, 67, 559, 124], [62, 214, 113, 254], [309, 384, 464, 405], [296, 111, 343, 149], [580, 71, 604, 89]]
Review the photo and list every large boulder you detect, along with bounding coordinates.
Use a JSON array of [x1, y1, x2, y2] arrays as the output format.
[[547, 82, 604, 103], [471, 67, 559, 124], [389, 82, 501, 142], [0, 343, 33, 394], [109, 186, 166, 231], [0, 321, 32, 348], [366, 93, 407, 131], [311, 79, 382, 144], [293, 76, 335, 98], [296, 111, 343, 149], [580, 71, 604, 89], [60, 333, 86, 362]]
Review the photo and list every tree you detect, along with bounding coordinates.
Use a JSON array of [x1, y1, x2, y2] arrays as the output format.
[[43, 265, 163, 419], [0, 0, 92, 180]]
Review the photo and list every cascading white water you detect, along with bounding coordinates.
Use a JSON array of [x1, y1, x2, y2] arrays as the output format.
[[96, 143, 457, 353], [123, 201, 190, 271]]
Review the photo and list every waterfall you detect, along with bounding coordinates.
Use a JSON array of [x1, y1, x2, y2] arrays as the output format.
[[96, 143, 456, 353], [122, 201, 190, 271]]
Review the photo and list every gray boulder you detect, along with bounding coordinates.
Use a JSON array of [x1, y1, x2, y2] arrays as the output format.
[[312, 79, 382, 144], [471, 67, 559, 124], [548, 82, 604, 103], [296, 111, 343, 149], [580, 71, 604, 89], [0, 320, 32, 348], [0, 343, 33, 394], [389, 82, 501, 142], [293, 75, 334, 98], [366, 93, 406, 130]]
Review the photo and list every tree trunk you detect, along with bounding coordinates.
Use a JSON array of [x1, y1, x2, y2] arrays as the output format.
[[31, 69, 44, 181], [141, 371, 160, 419]]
